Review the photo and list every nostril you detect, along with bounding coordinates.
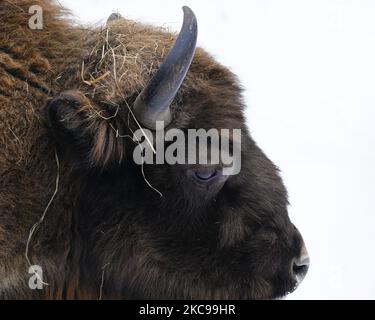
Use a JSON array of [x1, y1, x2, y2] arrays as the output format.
[[292, 255, 310, 283]]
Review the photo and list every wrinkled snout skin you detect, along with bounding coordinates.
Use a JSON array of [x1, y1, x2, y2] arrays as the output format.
[[0, 0, 308, 299]]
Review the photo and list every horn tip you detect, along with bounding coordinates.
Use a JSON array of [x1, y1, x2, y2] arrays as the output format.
[[182, 6, 196, 19], [107, 12, 122, 25], [182, 6, 197, 34]]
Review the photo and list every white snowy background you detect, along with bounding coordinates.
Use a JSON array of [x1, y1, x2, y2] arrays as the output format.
[[59, 0, 375, 299]]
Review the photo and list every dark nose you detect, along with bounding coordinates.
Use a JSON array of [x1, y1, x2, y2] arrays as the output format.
[[291, 244, 310, 284]]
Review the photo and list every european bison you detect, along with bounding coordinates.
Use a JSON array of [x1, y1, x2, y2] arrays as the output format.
[[0, 0, 308, 299]]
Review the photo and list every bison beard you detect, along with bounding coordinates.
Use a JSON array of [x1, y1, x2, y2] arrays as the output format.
[[0, 0, 308, 299]]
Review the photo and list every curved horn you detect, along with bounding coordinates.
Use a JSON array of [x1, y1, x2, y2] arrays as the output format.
[[132, 6, 198, 130]]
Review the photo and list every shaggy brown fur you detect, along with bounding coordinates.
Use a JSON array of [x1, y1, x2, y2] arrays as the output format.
[[0, 0, 306, 299]]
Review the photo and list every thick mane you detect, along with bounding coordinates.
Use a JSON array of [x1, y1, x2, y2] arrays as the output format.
[[0, 0, 83, 298], [0, 0, 83, 91], [0, 0, 87, 171]]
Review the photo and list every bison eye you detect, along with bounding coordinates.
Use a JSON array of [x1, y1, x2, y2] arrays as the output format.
[[185, 166, 228, 189], [193, 168, 219, 182]]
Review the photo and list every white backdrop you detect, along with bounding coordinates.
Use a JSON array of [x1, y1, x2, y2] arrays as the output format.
[[59, 0, 375, 299]]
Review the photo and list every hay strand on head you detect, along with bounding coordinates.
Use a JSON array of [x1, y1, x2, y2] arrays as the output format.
[[25, 147, 60, 286]]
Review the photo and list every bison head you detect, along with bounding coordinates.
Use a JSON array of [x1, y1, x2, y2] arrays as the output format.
[[47, 7, 308, 299]]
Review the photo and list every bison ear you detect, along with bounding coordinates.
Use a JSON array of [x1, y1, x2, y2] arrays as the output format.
[[47, 90, 125, 169]]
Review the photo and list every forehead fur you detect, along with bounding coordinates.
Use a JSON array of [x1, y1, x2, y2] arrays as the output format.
[[79, 17, 245, 125]]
